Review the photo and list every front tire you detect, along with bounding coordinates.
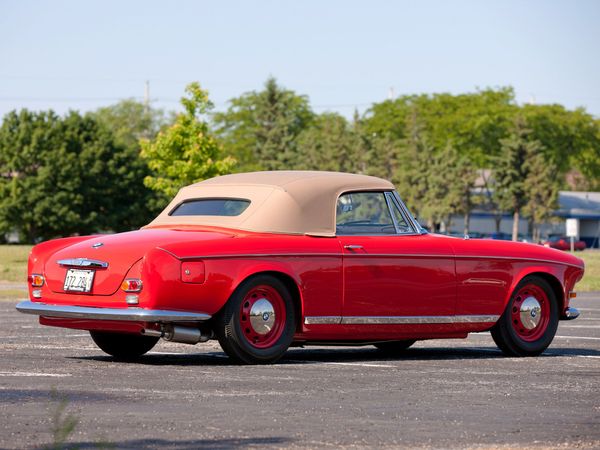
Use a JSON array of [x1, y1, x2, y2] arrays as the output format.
[[215, 275, 296, 364], [491, 276, 558, 356], [90, 331, 159, 359]]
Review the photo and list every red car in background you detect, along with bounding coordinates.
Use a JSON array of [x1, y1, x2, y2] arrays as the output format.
[[16, 171, 584, 364], [543, 236, 587, 251]]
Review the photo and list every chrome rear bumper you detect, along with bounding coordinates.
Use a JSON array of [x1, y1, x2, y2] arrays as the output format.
[[15, 301, 211, 322]]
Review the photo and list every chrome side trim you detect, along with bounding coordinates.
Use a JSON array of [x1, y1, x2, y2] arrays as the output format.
[[15, 301, 211, 322], [342, 315, 499, 324], [463, 278, 506, 286], [155, 248, 343, 260], [159, 249, 583, 270], [57, 258, 109, 269], [304, 316, 342, 325], [454, 254, 584, 269], [305, 314, 499, 325]]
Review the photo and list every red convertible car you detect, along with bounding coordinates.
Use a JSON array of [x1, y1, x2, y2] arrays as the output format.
[[17, 171, 583, 364]]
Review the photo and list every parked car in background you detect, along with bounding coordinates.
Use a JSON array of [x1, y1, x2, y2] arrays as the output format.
[[17, 171, 584, 364], [489, 232, 512, 240], [543, 235, 587, 251]]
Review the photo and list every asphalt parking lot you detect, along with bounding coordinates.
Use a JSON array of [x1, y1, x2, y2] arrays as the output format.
[[0, 293, 598, 449]]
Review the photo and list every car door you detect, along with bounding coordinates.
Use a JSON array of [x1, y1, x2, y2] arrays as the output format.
[[336, 191, 456, 321]]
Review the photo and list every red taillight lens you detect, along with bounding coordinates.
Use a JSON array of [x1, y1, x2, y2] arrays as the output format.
[[121, 278, 143, 292], [30, 274, 45, 287]]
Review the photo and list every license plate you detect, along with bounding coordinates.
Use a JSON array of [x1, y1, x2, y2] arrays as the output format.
[[63, 269, 95, 293]]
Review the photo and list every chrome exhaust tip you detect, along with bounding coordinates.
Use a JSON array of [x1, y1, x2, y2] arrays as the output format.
[[142, 325, 212, 344]]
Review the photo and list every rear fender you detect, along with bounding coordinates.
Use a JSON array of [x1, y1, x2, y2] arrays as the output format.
[[207, 261, 304, 320], [226, 261, 305, 322]]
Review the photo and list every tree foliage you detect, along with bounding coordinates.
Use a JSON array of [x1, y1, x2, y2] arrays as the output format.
[[294, 112, 364, 173], [364, 88, 516, 167], [1, 79, 599, 243], [214, 77, 314, 171], [493, 116, 558, 240], [89, 99, 166, 151], [0, 109, 153, 242], [521, 103, 600, 190], [140, 82, 235, 200]]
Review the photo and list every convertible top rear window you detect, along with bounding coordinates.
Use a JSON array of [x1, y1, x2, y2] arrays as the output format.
[[170, 199, 250, 217]]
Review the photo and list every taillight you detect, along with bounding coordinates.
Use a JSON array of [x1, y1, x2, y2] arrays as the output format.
[[29, 274, 45, 287], [121, 278, 143, 292]]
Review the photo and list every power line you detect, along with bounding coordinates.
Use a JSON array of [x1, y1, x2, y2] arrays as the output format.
[[0, 96, 375, 109]]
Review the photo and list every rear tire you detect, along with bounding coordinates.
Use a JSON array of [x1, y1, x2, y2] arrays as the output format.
[[90, 331, 159, 359], [215, 275, 296, 364], [491, 276, 558, 357], [374, 340, 416, 354]]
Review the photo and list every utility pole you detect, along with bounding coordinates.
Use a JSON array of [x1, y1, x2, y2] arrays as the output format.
[[144, 80, 150, 114], [388, 87, 395, 101]]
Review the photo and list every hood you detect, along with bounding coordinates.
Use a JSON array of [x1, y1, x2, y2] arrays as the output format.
[[44, 228, 236, 295], [447, 235, 585, 269]]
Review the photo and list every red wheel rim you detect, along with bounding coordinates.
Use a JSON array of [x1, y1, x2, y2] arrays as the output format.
[[239, 285, 286, 349], [510, 283, 550, 342]]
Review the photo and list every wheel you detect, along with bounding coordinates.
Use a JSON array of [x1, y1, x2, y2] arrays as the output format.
[[374, 340, 416, 354], [491, 276, 558, 356], [90, 331, 159, 359], [215, 275, 296, 364]]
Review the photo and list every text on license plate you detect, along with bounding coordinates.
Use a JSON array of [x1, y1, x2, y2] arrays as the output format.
[[63, 269, 95, 292]]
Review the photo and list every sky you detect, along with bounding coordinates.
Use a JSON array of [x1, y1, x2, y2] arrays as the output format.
[[0, 0, 599, 119]]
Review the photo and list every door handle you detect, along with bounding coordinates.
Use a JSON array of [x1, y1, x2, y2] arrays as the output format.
[[344, 244, 363, 250]]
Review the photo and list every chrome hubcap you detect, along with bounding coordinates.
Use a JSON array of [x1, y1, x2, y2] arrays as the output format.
[[249, 298, 275, 335], [520, 296, 542, 330]]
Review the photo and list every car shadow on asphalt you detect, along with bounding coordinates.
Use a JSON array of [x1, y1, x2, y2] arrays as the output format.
[[68, 345, 600, 366], [60, 437, 293, 449], [0, 388, 117, 404]]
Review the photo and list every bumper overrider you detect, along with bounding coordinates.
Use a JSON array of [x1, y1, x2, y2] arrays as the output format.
[[15, 300, 211, 322], [563, 307, 580, 320]]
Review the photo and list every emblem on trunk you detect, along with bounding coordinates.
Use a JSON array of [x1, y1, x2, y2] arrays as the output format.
[[92, 242, 104, 249]]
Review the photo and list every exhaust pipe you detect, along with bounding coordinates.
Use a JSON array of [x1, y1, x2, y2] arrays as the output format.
[[142, 325, 212, 344]]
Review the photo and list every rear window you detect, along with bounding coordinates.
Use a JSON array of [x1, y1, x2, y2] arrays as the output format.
[[169, 198, 250, 217]]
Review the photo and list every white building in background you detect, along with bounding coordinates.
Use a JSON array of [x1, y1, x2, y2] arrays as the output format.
[[446, 190, 600, 248]]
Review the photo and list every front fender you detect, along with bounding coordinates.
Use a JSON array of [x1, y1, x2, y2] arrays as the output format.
[[502, 262, 583, 315]]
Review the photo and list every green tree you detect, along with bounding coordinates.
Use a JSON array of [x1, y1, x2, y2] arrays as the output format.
[[214, 77, 314, 171], [522, 150, 559, 242], [493, 116, 551, 241], [393, 113, 437, 228], [89, 99, 166, 151], [369, 109, 477, 233], [521, 103, 600, 189], [365, 133, 400, 183], [295, 112, 361, 172], [140, 82, 235, 200], [0, 110, 153, 242], [438, 144, 478, 235], [89, 99, 168, 218], [364, 88, 516, 167]]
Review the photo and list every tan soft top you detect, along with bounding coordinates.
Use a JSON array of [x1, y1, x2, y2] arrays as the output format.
[[144, 171, 395, 236]]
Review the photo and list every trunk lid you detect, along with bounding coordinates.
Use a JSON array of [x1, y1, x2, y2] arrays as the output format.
[[44, 228, 235, 295]]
